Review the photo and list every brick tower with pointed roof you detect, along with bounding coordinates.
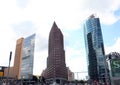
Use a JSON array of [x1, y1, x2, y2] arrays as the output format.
[[46, 22, 68, 83]]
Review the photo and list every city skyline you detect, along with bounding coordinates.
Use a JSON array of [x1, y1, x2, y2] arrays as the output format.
[[0, 0, 120, 80]]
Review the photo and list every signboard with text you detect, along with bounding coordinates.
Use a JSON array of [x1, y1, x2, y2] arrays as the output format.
[[110, 59, 120, 77]]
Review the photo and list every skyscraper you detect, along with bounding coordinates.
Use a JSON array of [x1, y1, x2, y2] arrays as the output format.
[[21, 34, 35, 79], [84, 15, 108, 83], [4, 38, 24, 79], [4, 34, 35, 79], [46, 22, 68, 84]]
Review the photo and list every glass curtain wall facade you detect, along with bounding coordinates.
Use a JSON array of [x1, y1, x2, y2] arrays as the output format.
[[84, 15, 107, 83], [21, 34, 35, 79]]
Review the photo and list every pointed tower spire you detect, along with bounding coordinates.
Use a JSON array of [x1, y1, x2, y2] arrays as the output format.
[[52, 21, 58, 29], [49, 21, 59, 37]]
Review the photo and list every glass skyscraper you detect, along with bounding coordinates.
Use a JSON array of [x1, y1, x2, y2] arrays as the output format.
[[84, 15, 108, 83], [21, 34, 35, 79]]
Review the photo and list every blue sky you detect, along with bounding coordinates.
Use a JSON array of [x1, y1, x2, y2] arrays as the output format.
[[0, 0, 120, 80], [102, 22, 120, 46]]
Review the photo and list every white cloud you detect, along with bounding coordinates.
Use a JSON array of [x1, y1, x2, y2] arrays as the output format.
[[65, 47, 88, 79], [105, 37, 120, 54], [79, 0, 120, 24], [16, 0, 29, 8], [0, 0, 120, 31], [0, 28, 16, 66], [34, 50, 48, 75], [65, 46, 87, 70]]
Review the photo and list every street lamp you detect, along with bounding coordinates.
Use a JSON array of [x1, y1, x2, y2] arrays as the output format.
[[7, 51, 12, 83]]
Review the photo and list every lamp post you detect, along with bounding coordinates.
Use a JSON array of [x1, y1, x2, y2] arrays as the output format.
[[7, 51, 12, 83]]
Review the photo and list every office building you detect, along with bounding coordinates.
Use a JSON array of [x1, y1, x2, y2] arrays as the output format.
[[4, 34, 35, 79], [67, 67, 74, 81], [84, 15, 108, 83], [46, 22, 68, 84], [21, 34, 35, 79], [4, 38, 24, 79]]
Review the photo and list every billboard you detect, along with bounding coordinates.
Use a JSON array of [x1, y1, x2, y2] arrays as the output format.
[[110, 59, 120, 77]]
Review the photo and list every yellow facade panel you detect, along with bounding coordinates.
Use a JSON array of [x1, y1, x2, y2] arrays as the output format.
[[0, 72, 3, 76]]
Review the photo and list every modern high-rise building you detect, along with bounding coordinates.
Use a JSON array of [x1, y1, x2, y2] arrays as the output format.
[[21, 34, 35, 79], [46, 22, 68, 84], [4, 38, 24, 79], [67, 67, 74, 81], [4, 34, 35, 79], [84, 15, 108, 83]]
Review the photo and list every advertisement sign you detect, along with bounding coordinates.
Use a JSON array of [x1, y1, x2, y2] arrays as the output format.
[[110, 59, 120, 77]]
